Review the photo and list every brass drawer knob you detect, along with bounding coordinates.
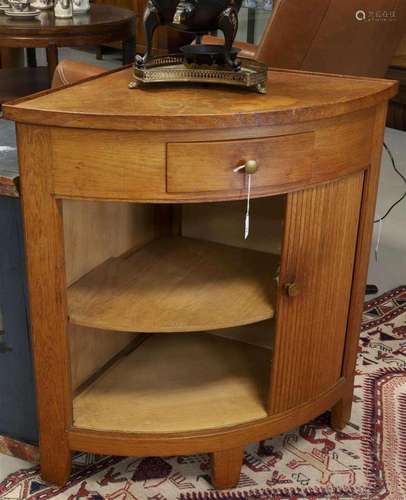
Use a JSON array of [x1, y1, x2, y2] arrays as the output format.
[[234, 160, 258, 175], [285, 282, 301, 298], [244, 160, 258, 174]]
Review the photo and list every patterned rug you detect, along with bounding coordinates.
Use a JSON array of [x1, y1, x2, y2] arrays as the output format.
[[1, 286, 405, 500]]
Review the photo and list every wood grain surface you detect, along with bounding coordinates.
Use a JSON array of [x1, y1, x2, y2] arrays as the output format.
[[68, 378, 346, 457], [8, 67, 393, 488], [63, 199, 155, 389], [332, 103, 389, 429], [16, 124, 72, 483], [73, 334, 270, 433], [3, 68, 398, 130], [45, 108, 375, 203], [68, 237, 278, 333], [212, 447, 245, 490], [269, 171, 364, 413]]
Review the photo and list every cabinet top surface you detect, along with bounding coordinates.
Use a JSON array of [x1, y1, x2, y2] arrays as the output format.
[[3, 67, 397, 130]]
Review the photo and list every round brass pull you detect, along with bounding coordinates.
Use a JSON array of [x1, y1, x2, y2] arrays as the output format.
[[244, 160, 258, 174], [285, 282, 301, 298]]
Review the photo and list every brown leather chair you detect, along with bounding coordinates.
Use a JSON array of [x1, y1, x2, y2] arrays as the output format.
[[51, 59, 108, 88], [54, 0, 406, 87], [209, 0, 406, 78]]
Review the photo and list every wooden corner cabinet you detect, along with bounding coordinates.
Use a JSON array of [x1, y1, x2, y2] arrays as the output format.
[[3, 68, 397, 490]]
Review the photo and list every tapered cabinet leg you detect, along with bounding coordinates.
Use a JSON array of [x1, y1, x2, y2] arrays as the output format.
[[17, 125, 73, 488], [331, 393, 353, 431], [212, 447, 244, 490], [40, 441, 71, 486]]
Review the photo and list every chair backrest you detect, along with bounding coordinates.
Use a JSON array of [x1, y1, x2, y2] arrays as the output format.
[[255, 0, 406, 77], [51, 60, 107, 89]]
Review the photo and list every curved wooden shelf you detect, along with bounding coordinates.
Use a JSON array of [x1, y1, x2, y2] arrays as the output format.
[[70, 379, 346, 457], [73, 334, 270, 433], [68, 237, 277, 333]]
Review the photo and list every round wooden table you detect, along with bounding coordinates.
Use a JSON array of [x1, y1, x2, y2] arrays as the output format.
[[0, 4, 135, 103]]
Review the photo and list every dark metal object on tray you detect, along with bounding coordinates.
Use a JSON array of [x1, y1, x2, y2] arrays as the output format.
[[131, 0, 268, 93], [139, 0, 243, 69], [181, 44, 241, 68]]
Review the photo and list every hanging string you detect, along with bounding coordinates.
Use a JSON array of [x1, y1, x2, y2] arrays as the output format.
[[233, 164, 252, 239]]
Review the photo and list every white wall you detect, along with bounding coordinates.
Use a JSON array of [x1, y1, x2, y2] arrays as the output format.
[[368, 127, 406, 292]]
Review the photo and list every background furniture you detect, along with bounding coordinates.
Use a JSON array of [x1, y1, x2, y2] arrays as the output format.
[[0, 5, 135, 104], [54, 0, 406, 92], [387, 34, 406, 130], [206, 0, 406, 130], [4, 67, 396, 489], [0, 48, 24, 68], [0, 120, 38, 444], [92, 0, 193, 57], [132, 0, 193, 55], [0, 62, 105, 445], [206, 0, 406, 78], [243, 3, 274, 44]]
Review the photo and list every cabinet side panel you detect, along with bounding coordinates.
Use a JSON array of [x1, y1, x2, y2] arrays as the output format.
[[63, 200, 155, 286], [269, 172, 364, 413], [69, 325, 136, 391], [63, 199, 155, 390], [336, 103, 389, 419]]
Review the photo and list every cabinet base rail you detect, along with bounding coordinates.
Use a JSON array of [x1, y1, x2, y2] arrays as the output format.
[[40, 378, 351, 489]]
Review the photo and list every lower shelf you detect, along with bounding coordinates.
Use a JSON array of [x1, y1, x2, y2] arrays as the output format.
[[73, 333, 270, 434]]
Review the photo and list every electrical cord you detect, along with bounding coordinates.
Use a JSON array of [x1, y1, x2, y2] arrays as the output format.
[[374, 142, 406, 223], [367, 141, 405, 296]]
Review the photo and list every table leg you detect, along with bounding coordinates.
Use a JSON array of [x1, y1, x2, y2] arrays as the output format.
[[123, 37, 135, 65], [26, 48, 37, 68], [212, 447, 244, 490], [331, 395, 352, 431], [46, 45, 59, 83]]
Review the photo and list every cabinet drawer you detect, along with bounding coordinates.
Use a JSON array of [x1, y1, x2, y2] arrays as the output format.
[[167, 133, 315, 194], [167, 110, 374, 196]]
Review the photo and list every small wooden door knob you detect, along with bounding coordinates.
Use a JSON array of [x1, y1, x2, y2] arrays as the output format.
[[285, 282, 301, 297]]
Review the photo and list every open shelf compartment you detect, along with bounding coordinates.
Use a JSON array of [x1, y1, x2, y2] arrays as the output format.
[[73, 333, 271, 433], [68, 236, 278, 333]]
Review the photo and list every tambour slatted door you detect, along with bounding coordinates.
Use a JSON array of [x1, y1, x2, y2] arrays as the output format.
[[269, 172, 364, 413]]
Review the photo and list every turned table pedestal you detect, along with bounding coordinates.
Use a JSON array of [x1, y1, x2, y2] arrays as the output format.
[[3, 68, 397, 489]]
